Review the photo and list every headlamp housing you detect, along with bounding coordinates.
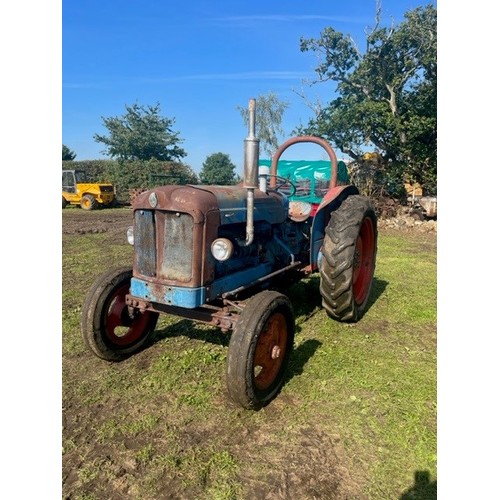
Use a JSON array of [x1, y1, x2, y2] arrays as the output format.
[[211, 238, 234, 261]]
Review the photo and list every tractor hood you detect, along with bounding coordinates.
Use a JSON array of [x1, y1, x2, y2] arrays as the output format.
[[133, 185, 288, 226]]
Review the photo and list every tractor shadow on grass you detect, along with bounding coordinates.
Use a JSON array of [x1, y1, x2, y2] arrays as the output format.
[[145, 273, 388, 346], [279, 275, 388, 389], [284, 338, 323, 384], [148, 318, 231, 348], [146, 276, 326, 351], [142, 276, 388, 390], [285, 274, 388, 325], [365, 276, 389, 313]]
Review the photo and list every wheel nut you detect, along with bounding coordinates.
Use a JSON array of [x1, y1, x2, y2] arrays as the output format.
[[271, 345, 281, 359]]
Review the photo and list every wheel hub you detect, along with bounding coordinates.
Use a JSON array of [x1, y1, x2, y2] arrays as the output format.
[[271, 345, 281, 359]]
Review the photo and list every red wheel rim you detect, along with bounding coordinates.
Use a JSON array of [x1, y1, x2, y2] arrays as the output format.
[[253, 312, 288, 391], [352, 216, 375, 305], [104, 283, 153, 347]]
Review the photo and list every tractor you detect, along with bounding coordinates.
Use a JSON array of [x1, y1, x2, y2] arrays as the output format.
[[62, 169, 116, 210], [81, 98, 378, 410]]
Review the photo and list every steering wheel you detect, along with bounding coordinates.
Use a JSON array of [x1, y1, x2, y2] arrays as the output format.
[[260, 174, 297, 197]]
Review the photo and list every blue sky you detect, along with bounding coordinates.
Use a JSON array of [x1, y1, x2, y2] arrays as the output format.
[[63, 0, 437, 175]]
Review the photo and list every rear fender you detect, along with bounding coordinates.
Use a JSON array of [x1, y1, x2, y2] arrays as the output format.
[[309, 185, 359, 270]]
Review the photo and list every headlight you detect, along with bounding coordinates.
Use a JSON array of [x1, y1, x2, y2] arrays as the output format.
[[126, 226, 134, 245], [211, 238, 234, 261]]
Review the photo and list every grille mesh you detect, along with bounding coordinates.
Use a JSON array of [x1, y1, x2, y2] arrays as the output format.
[[134, 210, 156, 277], [160, 213, 194, 282]]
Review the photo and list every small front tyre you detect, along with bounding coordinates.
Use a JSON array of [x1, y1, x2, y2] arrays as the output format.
[[226, 290, 295, 410], [81, 267, 159, 361]]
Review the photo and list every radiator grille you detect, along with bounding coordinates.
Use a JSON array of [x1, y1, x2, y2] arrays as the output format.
[[161, 212, 194, 282], [134, 210, 156, 277]]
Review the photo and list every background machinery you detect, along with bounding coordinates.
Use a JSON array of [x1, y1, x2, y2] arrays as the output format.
[[62, 169, 116, 210]]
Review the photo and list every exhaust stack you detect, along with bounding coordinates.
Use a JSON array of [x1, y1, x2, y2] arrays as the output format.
[[243, 98, 259, 245]]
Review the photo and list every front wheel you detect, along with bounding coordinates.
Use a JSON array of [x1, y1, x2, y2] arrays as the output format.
[[319, 195, 377, 322], [226, 290, 295, 410], [81, 267, 159, 361], [81, 194, 98, 210]]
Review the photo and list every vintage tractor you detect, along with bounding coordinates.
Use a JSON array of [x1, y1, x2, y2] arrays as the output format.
[[81, 99, 378, 410]]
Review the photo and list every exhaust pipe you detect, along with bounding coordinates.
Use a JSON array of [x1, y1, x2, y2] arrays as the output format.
[[243, 98, 259, 246]]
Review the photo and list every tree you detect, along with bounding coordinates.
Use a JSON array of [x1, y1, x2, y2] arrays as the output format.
[[298, 3, 437, 196], [237, 92, 289, 157], [62, 144, 76, 161], [108, 159, 198, 197], [199, 153, 238, 185], [94, 102, 187, 162]]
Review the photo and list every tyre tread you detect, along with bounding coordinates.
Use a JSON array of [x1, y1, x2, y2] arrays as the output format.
[[319, 195, 377, 322]]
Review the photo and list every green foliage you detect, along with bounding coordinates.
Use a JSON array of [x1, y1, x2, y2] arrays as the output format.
[[199, 153, 238, 185], [62, 144, 76, 161], [62, 159, 116, 183], [109, 159, 198, 201], [348, 152, 408, 200], [94, 102, 187, 161], [61, 159, 198, 202], [237, 92, 289, 157], [299, 4, 437, 195]]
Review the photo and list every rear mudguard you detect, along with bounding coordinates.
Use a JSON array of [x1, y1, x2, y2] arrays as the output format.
[[309, 185, 360, 270]]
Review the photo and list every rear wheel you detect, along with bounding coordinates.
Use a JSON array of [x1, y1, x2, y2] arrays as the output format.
[[81, 194, 98, 210], [62, 196, 68, 209], [81, 267, 158, 361], [226, 290, 295, 410], [319, 195, 377, 322]]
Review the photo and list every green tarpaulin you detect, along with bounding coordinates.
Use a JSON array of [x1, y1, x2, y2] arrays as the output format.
[[258, 159, 349, 203]]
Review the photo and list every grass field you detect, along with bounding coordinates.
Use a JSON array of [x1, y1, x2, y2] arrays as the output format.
[[62, 209, 437, 499]]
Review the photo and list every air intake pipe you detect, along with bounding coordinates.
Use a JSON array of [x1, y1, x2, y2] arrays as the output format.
[[243, 98, 259, 246]]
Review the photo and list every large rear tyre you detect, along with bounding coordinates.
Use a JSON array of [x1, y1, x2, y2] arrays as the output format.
[[81, 267, 159, 361], [81, 194, 98, 210], [319, 195, 377, 322], [226, 290, 295, 410], [62, 196, 68, 209]]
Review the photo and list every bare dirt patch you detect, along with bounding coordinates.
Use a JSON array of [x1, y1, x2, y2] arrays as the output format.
[[62, 206, 134, 235]]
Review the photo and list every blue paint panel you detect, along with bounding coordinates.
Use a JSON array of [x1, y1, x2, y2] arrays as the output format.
[[130, 278, 206, 309], [219, 207, 248, 224], [131, 263, 273, 308], [204, 187, 288, 225], [206, 263, 273, 301]]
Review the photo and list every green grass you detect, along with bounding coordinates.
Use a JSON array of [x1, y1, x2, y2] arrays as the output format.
[[62, 219, 437, 499]]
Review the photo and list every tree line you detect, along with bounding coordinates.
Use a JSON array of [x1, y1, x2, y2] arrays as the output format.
[[63, 4, 436, 199]]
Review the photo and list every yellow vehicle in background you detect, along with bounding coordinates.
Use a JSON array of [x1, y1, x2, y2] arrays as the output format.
[[62, 169, 116, 210]]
